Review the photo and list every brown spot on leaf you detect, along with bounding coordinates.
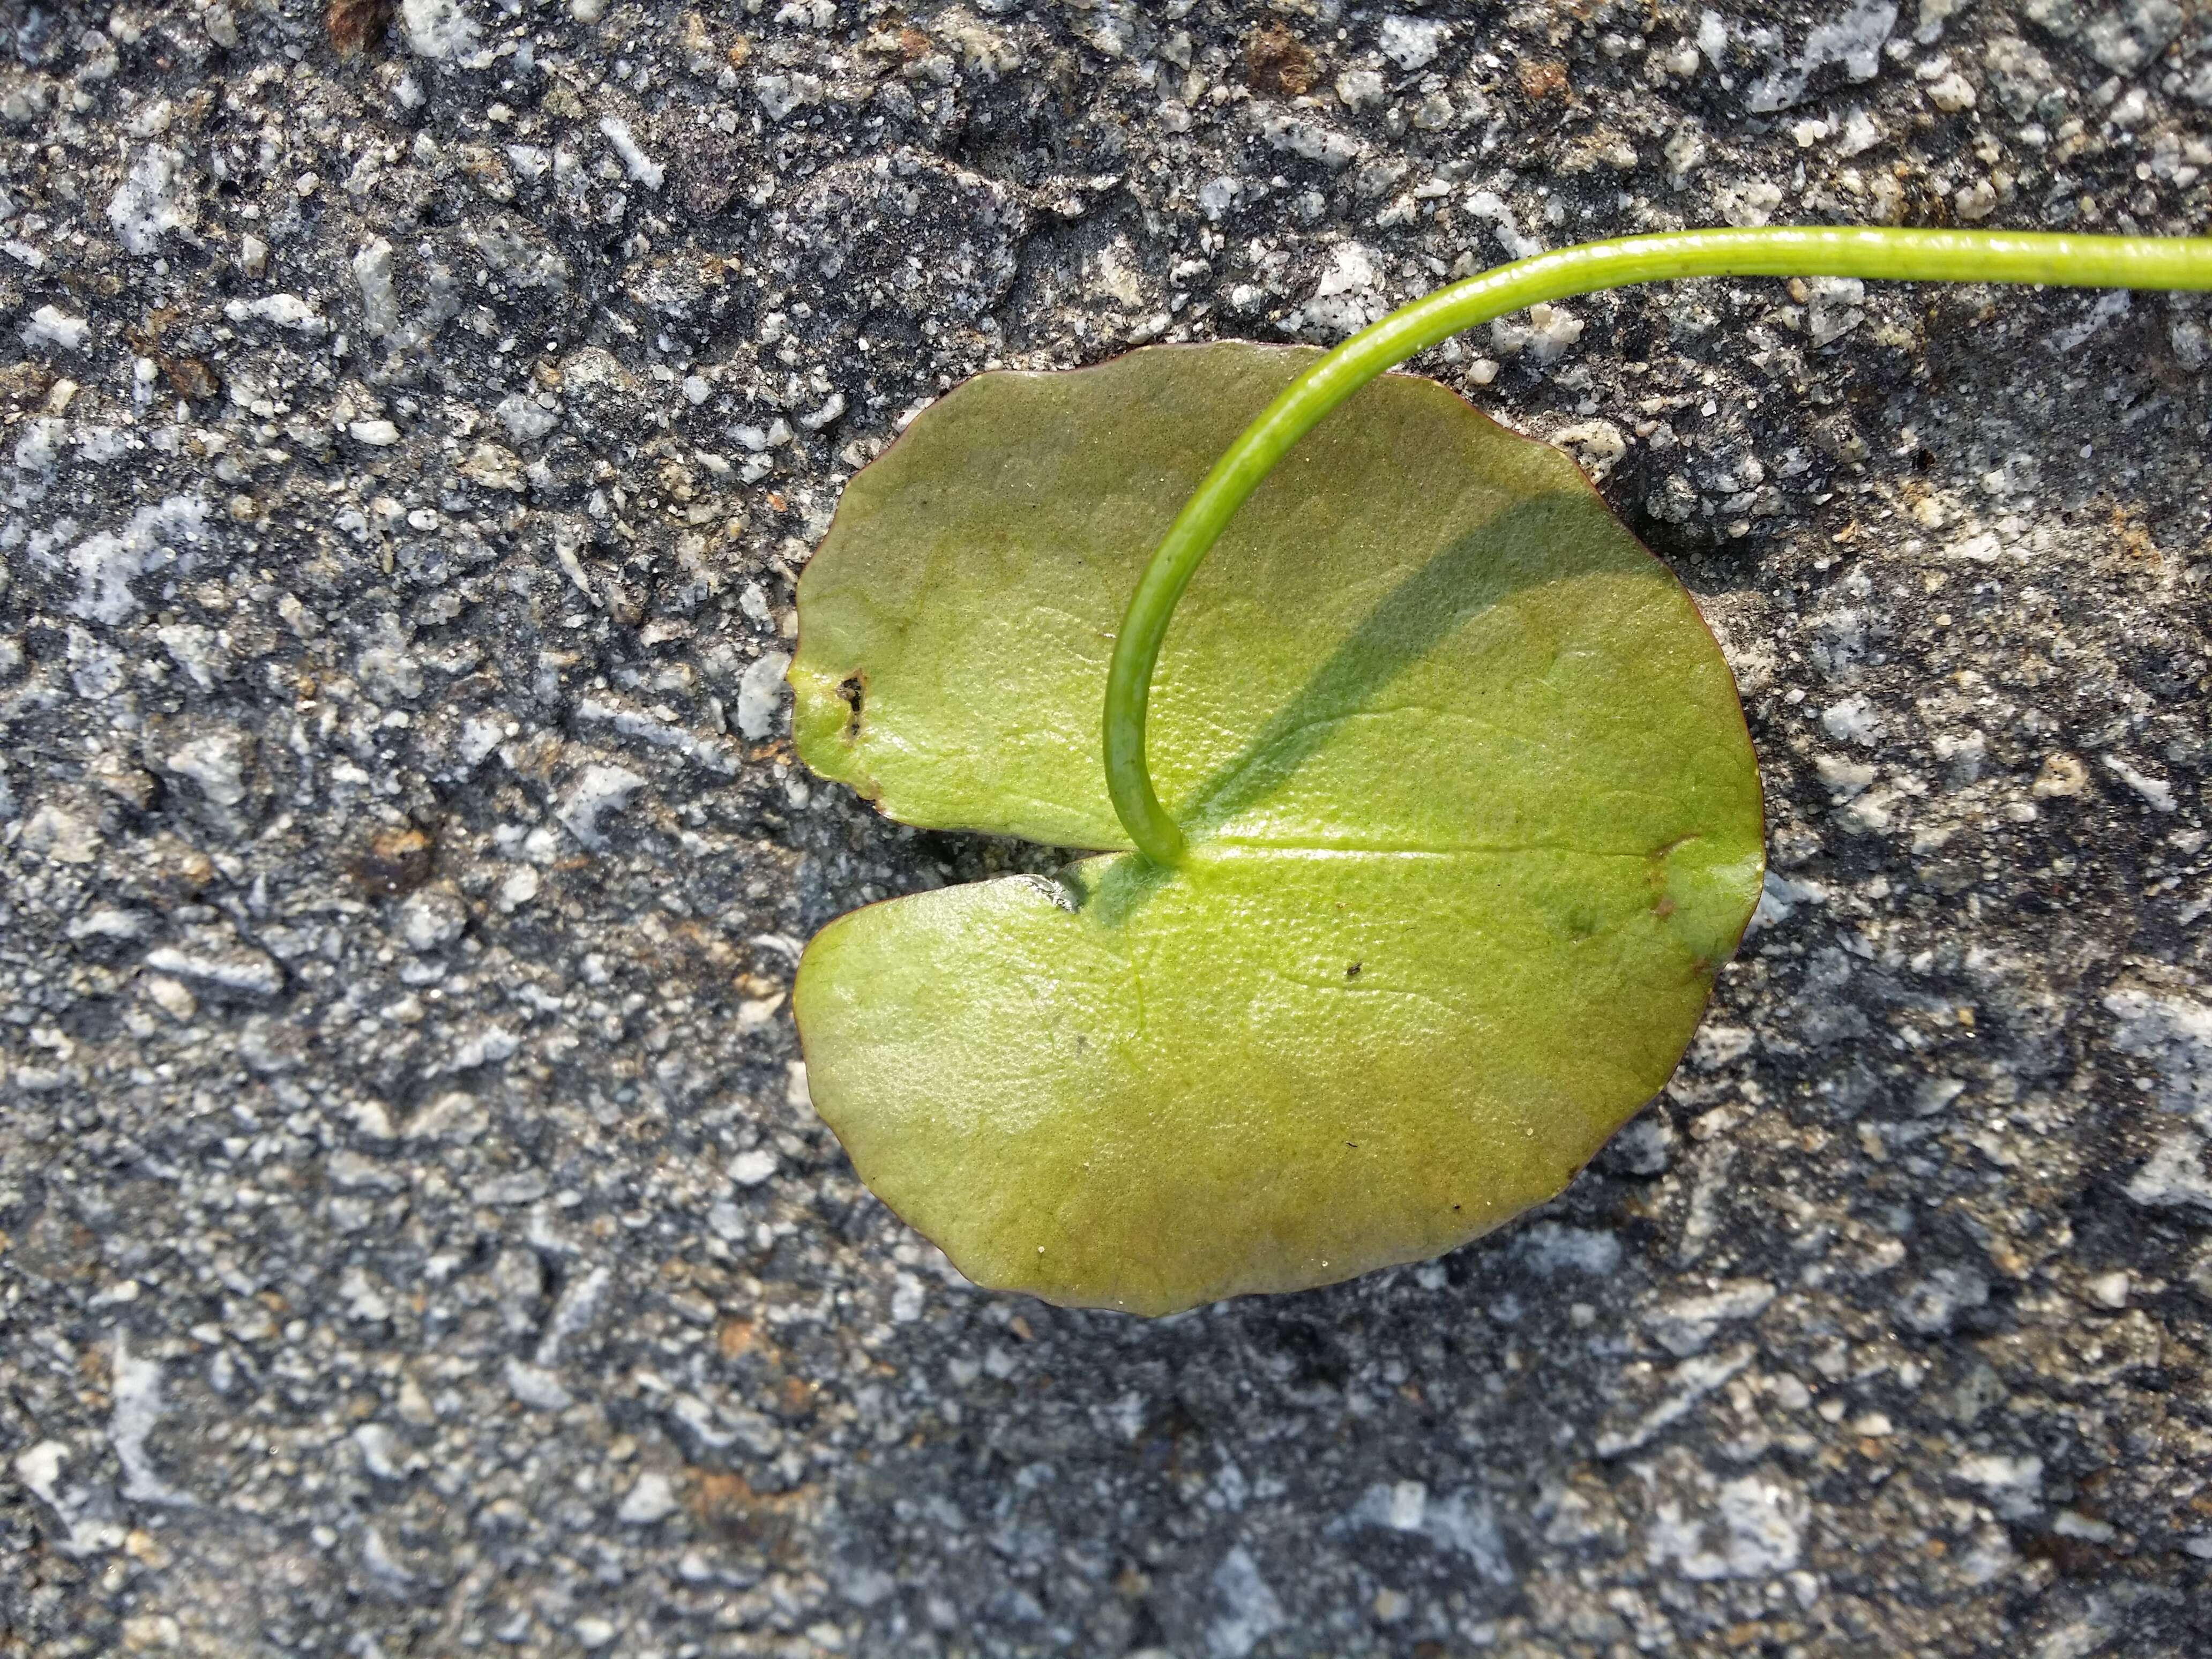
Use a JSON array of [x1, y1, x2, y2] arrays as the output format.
[[1245, 23, 1319, 96], [836, 671, 866, 740]]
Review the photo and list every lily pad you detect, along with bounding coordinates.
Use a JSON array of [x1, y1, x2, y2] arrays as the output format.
[[787, 342, 1763, 1316]]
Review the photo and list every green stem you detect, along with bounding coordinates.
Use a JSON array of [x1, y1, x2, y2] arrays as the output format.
[[1103, 225, 2212, 865]]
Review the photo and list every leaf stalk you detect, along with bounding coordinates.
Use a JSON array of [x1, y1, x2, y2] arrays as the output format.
[[1102, 225, 2212, 866]]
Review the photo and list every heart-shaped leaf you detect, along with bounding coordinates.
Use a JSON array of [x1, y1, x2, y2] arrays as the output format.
[[788, 343, 1763, 1315]]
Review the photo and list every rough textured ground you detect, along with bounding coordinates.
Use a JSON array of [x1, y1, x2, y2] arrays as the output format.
[[4, 0, 2212, 1655]]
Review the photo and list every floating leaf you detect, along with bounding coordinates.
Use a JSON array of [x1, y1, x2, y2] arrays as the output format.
[[788, 343, 1762, 1315]]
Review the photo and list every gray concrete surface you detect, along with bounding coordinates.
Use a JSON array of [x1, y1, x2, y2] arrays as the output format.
[[4, 0, 2212, 1654]]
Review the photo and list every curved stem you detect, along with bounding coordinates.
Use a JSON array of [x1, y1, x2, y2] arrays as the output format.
[[1103, 225, 2212, 865]]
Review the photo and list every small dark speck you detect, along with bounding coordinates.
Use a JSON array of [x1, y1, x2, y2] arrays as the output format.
[[1346, 962, 1362, 978], [1346, 1141, 1358, 1149], [1452, 1203, 1462, 1211]]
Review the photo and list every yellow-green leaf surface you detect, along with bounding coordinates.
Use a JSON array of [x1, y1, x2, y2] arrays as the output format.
[[789, 343, 1763, 1316]]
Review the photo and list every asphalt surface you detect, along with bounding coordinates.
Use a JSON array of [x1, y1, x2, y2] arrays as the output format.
[[4, 1, 2211, 1655]]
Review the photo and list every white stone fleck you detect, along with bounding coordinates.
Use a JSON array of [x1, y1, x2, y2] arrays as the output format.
[[1837, 107, 1884, 153], [1335, 67, 1386, 109], [736, 651, 793, 739], [1808, 275, 1867, 345], [2101, 753, 2176, 812], [2127, 1132, 2212, 1213], [1717, 179, 1785, 227], [891, 1274, 925, 1323], [1751, 870, 1827, 932], [20, 305, 88, 352], [497, 866, 540, 911], [144, 936, 282, 998], [1297, 241, 1386, 338], [1664, 125, 1708, 186], [1647, 1474, 1808, 1579], [2052, 289, 2131, 354], [1378, 15, 1452, 70], [557, 763, 648, 850], [2087, 1271, 2132, 1310], [111, 1332, 193, 1505], [1461, 191, 1542, 261], [1646, 1280, 1777, 1357], [406, 1090, 489, 1142], [108, 146, 198, 255], [1512, 1222, 1621, 1276], [1596, 1343, 1754, 1457], [598, 116, 664, 190], [617, 1471, 680, 1524], [353, 1423, 402, 1479], [446, 1026, 521, 1071], [353, 240, 399, 338], [222, 294, 328, 335], [13, 1441, 70, 1512], [2105, 988, 2212, 1126], [496, 392, 560, 444], [2084, 0, 2183, 73], [13, 1439, 123, 1556], [1490, 302, 1583, 364], [729, 1148, 778, 1187], [1956, 1452, 2043, 1518], [1698, 9, 1730, 63], [537, 1266, 611, 1365], [66, 497, 209, 625], [342, 1097, 394, 1141], [1259, 115, 1361, 170], [1925, 69, 1977, 110], [757, 72, 821, 122], [1206, 1546, 1287, 1659], [1747, 0, 1899, 113], [1820, 694, 1881, 745], [402, 0, 481, 60], [163, 727, 255, 828], [397, 887, 468, 952], [1551, 420, 1628, 482], [20, 804, 101, 864]]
